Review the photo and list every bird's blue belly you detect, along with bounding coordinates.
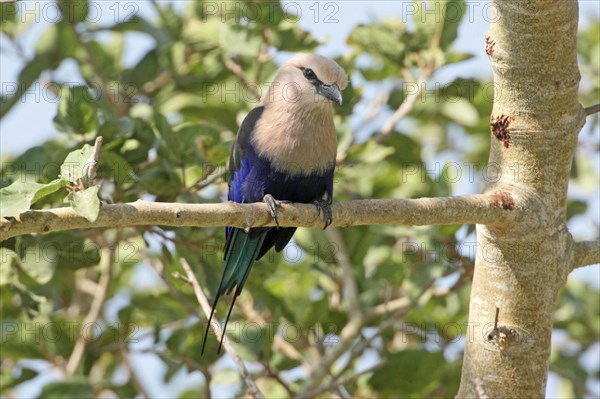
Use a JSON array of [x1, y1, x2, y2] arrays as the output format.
[[231, 150, 332, 204]]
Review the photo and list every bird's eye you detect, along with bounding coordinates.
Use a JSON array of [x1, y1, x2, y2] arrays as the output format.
[[303, 68, 316, 80]]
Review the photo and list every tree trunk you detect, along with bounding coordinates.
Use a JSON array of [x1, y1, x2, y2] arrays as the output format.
[[457, 1, 584, 397]]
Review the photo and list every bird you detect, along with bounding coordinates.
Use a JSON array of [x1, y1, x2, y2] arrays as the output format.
[[202, 53, 348, 354]]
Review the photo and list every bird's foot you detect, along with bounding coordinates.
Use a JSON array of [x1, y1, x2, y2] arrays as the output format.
[[313, 199, 333, 230], [263, 194, 290, 228]]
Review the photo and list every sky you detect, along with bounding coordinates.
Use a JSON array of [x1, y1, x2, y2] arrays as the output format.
[[1, 1, 599, 397]]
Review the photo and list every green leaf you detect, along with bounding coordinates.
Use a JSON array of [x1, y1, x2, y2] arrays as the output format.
[[0, 317, 46, 358], [17, 240, 57, 285], [0, 248, 17, 286], [0, 365, 38, 391], [6, 143, 70, 184], [31, 179, 67, 204], [128, 49, 160, 87], [60, 144, 95, 183], [39, 378, 94, 399], [0, 54, 49, 118], [348, 20, 408, 65], [80, 39, 122, 81], [65, 185, 100, 222], [58, 0, 89, 24], [16, 232, 100, 274], [138, 165, 182, 198], [440, 97, 479, 126], [0, 179, 66, 218], [347, 140, 395, 165], [566, 199, 587, 219], [440, 0, 465, 50], [444, 52, 474, 65], [98, 151, 134, 187], [271, 23, 320, 52], [53, 85, 98, 135], [35, 23, 78, 61], [0, 2, 17, 26], [220, 26, 262, 56], [369, 350, 446, 395]]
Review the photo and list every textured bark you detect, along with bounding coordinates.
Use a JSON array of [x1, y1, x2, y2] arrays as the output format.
[[0, 194, 517, 242], [456, 1, 585, 397], [573, 241, 600, 270]]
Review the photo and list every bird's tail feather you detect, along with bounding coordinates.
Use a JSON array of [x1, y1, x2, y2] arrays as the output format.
[[201, 229, 266, 354]]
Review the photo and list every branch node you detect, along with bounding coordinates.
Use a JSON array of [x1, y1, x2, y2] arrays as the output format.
[[490, 114, 513, 148], [485, 308, 530, 353], [491, 192, 515, 210], [485, 35, 496, 56]]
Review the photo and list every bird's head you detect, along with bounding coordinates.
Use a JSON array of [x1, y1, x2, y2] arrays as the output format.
[[262, 53, 348, 108]]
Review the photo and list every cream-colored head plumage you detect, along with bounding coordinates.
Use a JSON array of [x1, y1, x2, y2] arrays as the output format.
[[261, 53, 348, 108], [252, 53, 348, 176]]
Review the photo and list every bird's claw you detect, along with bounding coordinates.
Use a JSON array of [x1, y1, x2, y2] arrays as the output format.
[[313, 199, 333, 229], [263, 194, 290, 228]]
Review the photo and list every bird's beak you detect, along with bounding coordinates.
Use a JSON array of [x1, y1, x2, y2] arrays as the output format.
[[317, 83, 343, 105]]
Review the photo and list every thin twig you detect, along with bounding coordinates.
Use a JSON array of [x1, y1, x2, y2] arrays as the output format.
[[65, 240, 116, 375], [378, 70, 431, 141], [177, 258, 265, 399], [200, 368, 213, 399], [325, 228, 362, 320], [494, 307, 500, 330], [236, 298, 304, 361], [74, 28, 127, 117], [255, 28, 272, 83], [182, 356, 212, 399], [300, 360, 387, 399], [298, 281, 432, 394], [377, 10, 444, 142], [121, 349, 152, 399], [147, 257, 204, 317], [366, 296, 411, 317], [85, 136, 103, 185], [584, 104, 600, 116], [262, 360, 295, 397], [223, 54, 259, 100], [300, 279, 435, 395], [299, 313, 366, 395]]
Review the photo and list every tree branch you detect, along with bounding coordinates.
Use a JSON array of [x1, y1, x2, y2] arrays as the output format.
[[584, 104, 600, 116], [85, 136, 103, 184], [299, 360, 387, 399], [572, 241, 600, 270], [223, 54, 259, 100], [0, 194, 519, 242], [377, 5, 443, 142], [378, 69, 431, 141], [178, 258, 265, 399], [66, 241, 115, 375], [325, 228, 362, 320], [299, 279, 434, 395]]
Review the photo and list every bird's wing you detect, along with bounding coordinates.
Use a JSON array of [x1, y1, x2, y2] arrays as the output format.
[[203, 106, 270, 354], [228, 106, 265, 182], [223, 106, 265, 256]]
